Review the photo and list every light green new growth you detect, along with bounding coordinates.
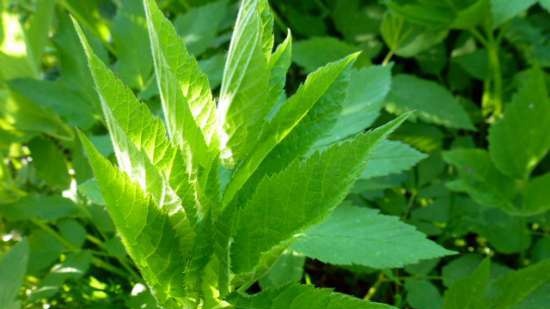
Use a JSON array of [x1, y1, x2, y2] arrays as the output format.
[[75, 0, 417, 308]]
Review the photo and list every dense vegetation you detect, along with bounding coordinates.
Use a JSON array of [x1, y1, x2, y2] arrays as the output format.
[[1, 0, 549, 308]]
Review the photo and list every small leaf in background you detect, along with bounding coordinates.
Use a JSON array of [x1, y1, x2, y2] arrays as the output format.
[[316, 65, 392, 147], [112, 0, 153, 89], [0, 239, 29, 309], [174, 0, 229, 55], [522, 173, 550, 215], [443, 149, 517, 211], [380, 13, 448, 58], [491, 0, 538, 28], [443, 259, 490, 309], [293, 37, 361, 72], [489, 67, 550, 179], [259, 251, 305, 289], [0, 195, 80, 222], [362, 140, 427, 179], [293, 204, 454, 269], [386, 74, 474, 130], [28, 137, 70, 189], [405, 279, 443, 309]]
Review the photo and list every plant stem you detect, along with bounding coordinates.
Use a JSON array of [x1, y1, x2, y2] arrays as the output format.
[[382, 51, 394, 66], [364, 272, 385, 300]]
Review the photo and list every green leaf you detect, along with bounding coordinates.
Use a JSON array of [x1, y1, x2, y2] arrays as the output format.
[[541, 0, 550, 11], [0, 11, 39, 79], [443, 149, 517, 211], [491, 0, 537, 28], [228, 284, 395, 309], [0, 195, 80, 222], [316, 65, 392, 147], [28, 137, 70, 189], [230, 115, 408, 274], [362, 140, 427, 179], [293, 37, 360, 72], [222, 54, 358, 207], [29, 251, 92, 300], [522, 173, 550, 215], [112, 0, 152, 89], [25, 0, 55, 65], [8, 79, 96, 129], [405, 279, 443, 309], [0, 240, 29, 309], [217, 0, 274, 165], [486, 259, 550, 308], [380, 13, 448, 58], [259, 251, 305, 290], [293, 204, 453, 269], [488, 68, 550, 179], [79, 132, 194, 309], [443, 259, 491, 309], [386, 74, 475, 130], [174, 0, 229, 56], [144, 0, 216, 163]]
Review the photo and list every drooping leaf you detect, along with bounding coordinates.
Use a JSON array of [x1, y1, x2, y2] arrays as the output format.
[[361, 140, 427, 179], [230, 115, 408, 275], [386, 74, 474, 130], [488, 67, 550, 179], [293, 204, 453, 269], [228, 284, 395, 309]]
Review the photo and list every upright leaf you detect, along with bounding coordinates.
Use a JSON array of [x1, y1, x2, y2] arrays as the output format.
[[144, 0, 216, 162], [443, 259, 491, 309], [79, 133, 194, 309], [218, 0, 273, 165]]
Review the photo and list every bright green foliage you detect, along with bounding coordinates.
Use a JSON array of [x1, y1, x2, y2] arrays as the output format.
[[386, 74, 474, 130], [228, 284, 394, 309], [74, 0, 408, 307], [0, 239, 29, 309], [293, 205, 453, 269], [489, 68, 550, 179]]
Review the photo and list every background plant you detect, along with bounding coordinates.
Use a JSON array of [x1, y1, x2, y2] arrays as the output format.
[[1, 0, 549, 309]]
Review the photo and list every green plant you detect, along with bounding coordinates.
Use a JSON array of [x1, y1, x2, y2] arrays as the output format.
[[73, 0, 430, 307]]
